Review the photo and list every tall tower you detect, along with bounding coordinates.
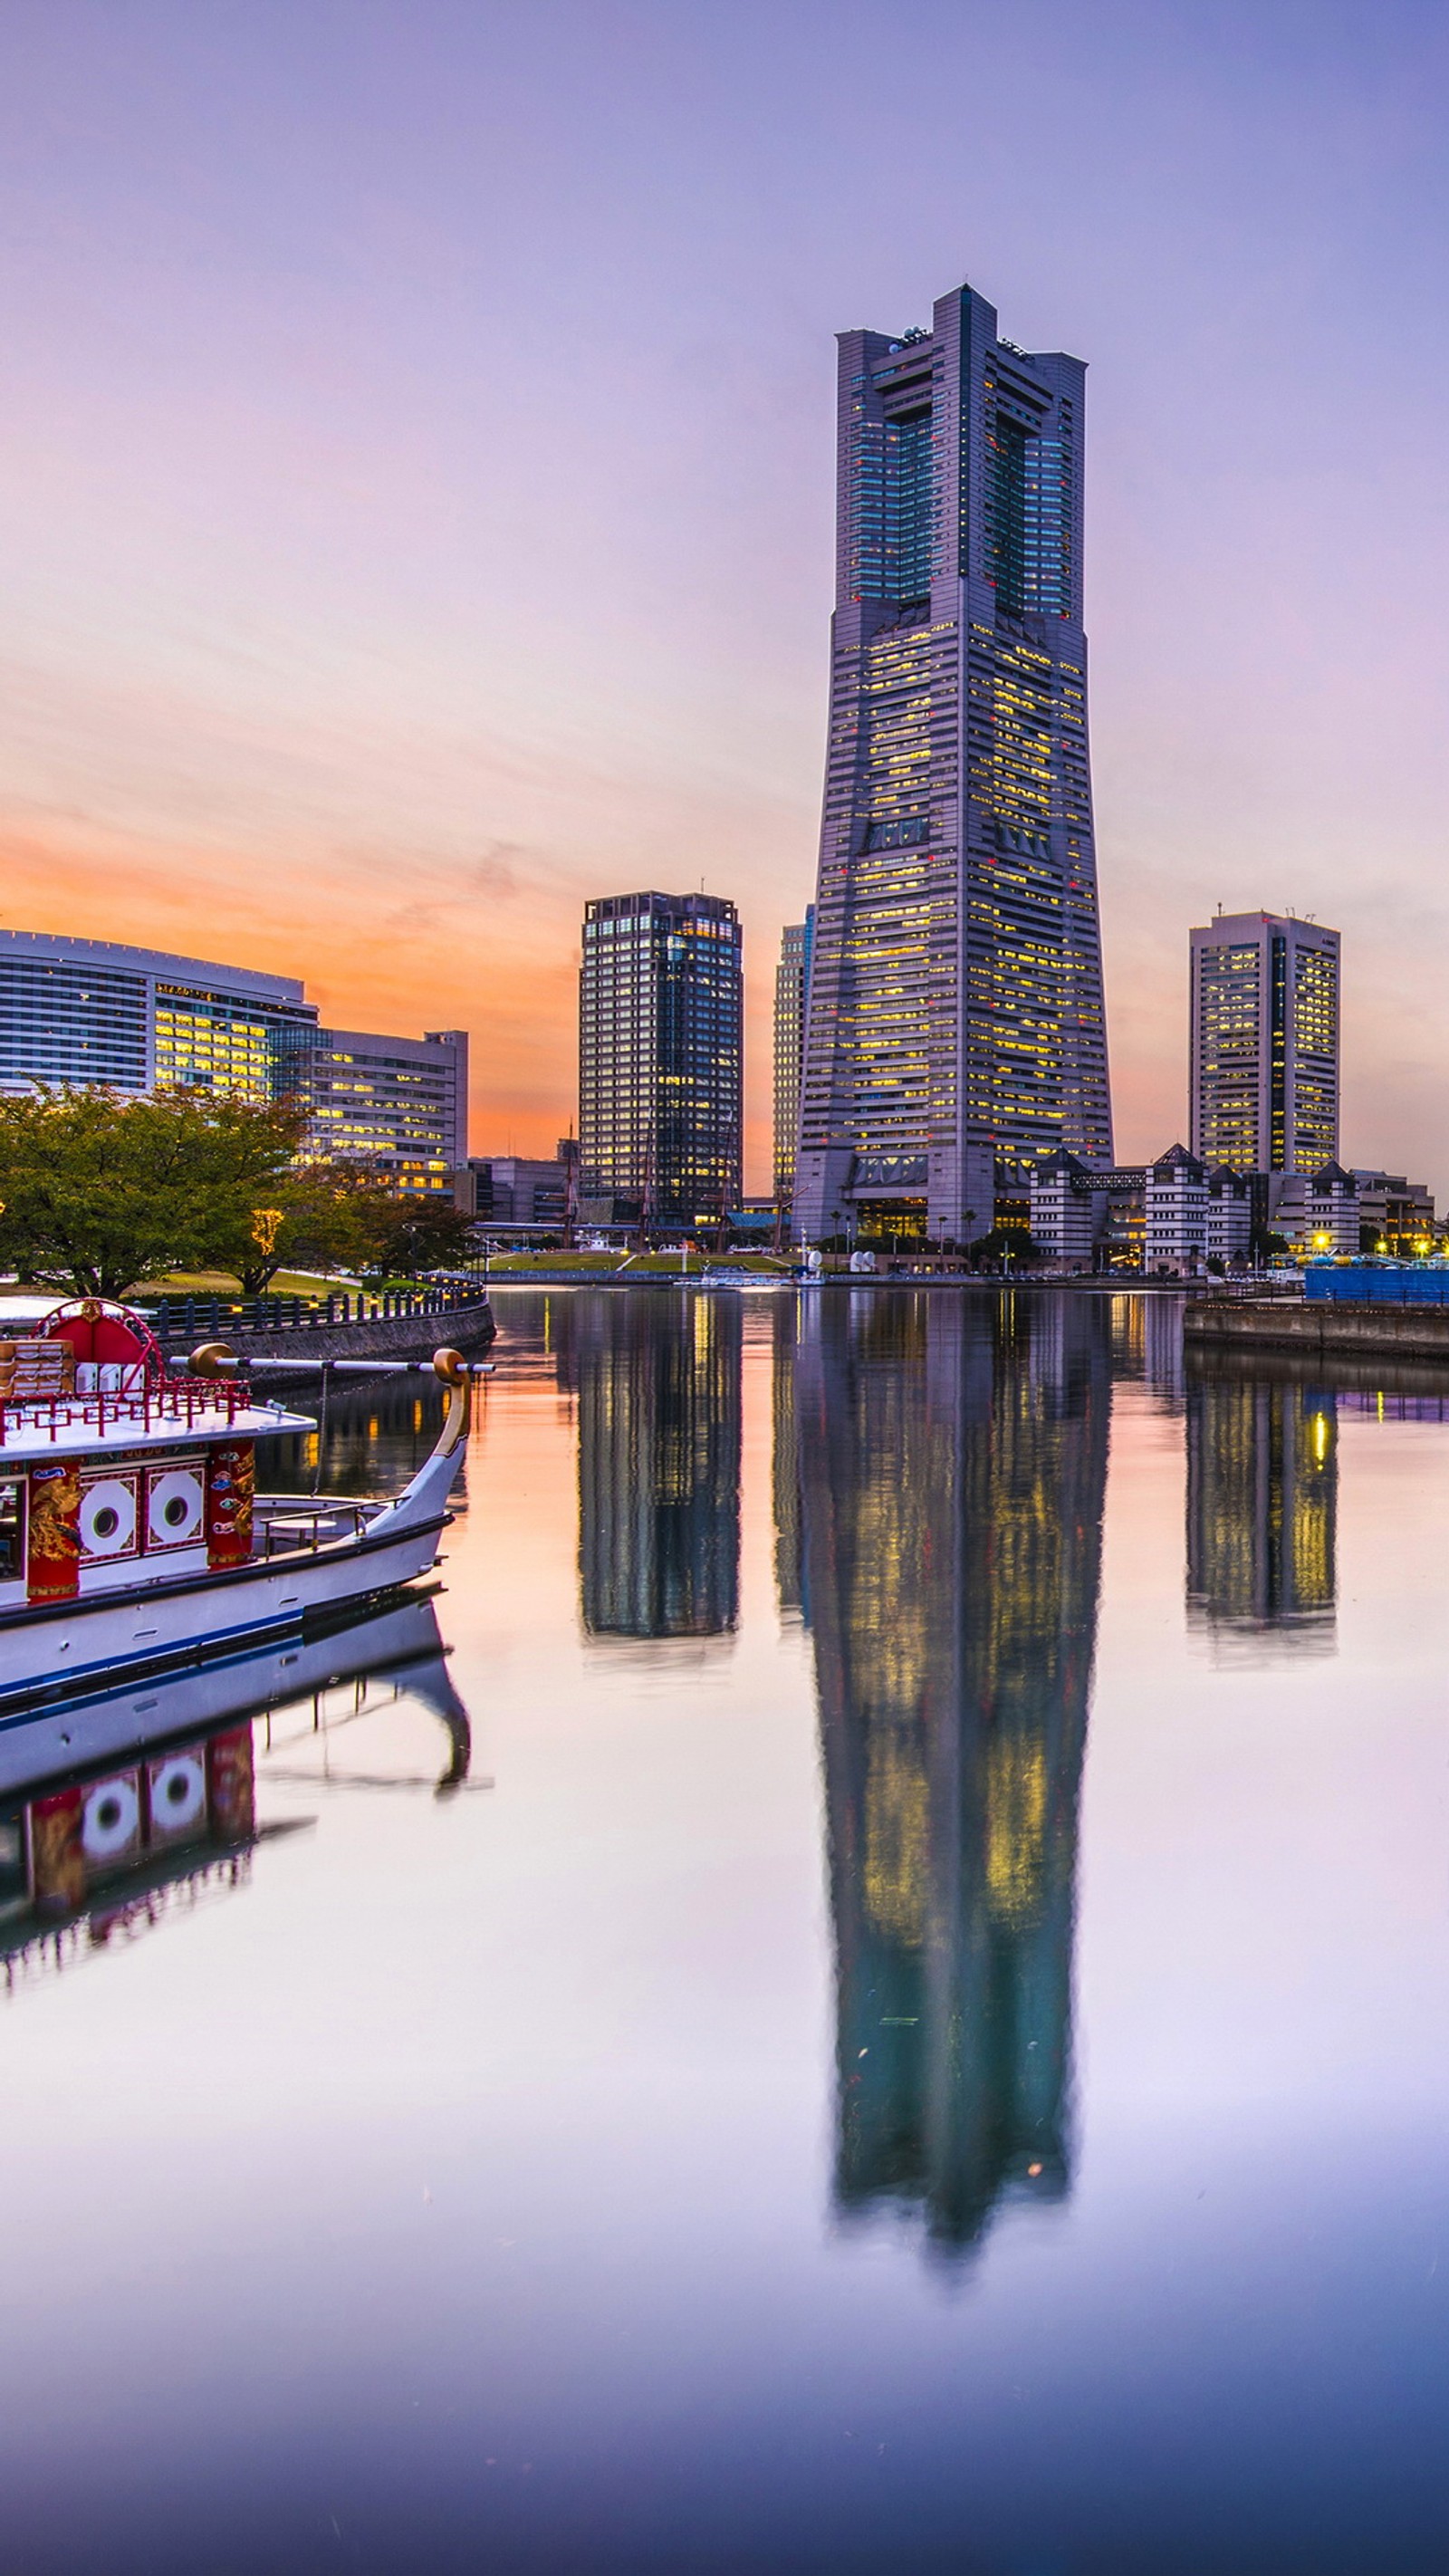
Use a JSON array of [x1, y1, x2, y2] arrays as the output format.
[[794, 281, 1113, 1245], [579, 891, 743, 1226], [772, 909, 814, 1206], [1189, 910, 1339, 1175]]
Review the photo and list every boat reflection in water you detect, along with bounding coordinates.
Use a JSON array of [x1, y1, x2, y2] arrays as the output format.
[[1185, 1359, 1338, 1656], [0, 1592, 471, 1990], [792, 1290, 1108, 2261]]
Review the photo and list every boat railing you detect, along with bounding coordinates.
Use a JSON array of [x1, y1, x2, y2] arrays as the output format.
[[252, 1495, 371, 1555], [0, 1376, 260, 1447]]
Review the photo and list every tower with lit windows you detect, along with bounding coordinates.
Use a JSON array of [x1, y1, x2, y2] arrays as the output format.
[[1189, 909, 1339, 1176], [793, 279, 1113, 1245], [772, 910, 813, 1206], [579, 891, 743, 1226]]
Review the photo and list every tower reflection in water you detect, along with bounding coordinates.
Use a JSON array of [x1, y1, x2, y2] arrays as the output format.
[[577, 1293, 742, 1639], [1185, 1365, 1338, 1654], [792, 1291, 1108, 2261]]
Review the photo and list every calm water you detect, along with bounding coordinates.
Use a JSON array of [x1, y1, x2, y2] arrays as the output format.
[[2, 1285, 1448, 2572]]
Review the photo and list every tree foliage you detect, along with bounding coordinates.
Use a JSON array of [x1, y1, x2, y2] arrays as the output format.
[[0, 1087, 307, 1296], [0, 1088, 478, 1299], [368, 1196, 475, 1278]]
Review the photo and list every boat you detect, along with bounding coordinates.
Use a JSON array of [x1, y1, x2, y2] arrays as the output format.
[[694, 1270, 791, 1293], [0, 1296, 485, 1745]]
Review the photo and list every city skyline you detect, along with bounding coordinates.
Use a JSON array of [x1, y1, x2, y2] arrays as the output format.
[[5, 8, 1449, 1193]]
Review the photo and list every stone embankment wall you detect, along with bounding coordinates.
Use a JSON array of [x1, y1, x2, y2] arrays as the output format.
[[1185, 1298, 1449, 1360], [164, 1297, 495, 1370]]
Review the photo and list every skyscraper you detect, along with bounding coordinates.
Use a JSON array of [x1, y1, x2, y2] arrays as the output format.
[[772, 909, 813, 1206], [794, 280, 1113, 1246], [579, 892, 743, 1226], [1189, 910, 1339, 1175]]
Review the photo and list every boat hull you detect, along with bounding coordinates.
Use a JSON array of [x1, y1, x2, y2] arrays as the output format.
[[0, 1509, 450, 1732], [0, 1587, 462, 1802]]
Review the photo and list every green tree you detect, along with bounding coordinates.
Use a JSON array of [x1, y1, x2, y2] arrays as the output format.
[[366, 1196, 476, 1279], [0, 1086, 305, 1297], [211, 1158, 398, 1294]]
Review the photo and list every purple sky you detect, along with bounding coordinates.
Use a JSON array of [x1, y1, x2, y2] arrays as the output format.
[[2, 0, 1447, 1187]]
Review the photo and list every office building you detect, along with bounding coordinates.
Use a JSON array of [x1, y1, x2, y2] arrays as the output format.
[[296, 1028, 467, 1197], [1144, 1143, 1208, 1274], [794, 276, 1113, 1246], [1352, 1170, 1435, 1256], [1028, 1149, 1101, 1265], [454, 1142, 579, 1231], [1273, 1162, 1359, 1259], [1189, 910, 1339, 1175], [0, 931, 466, 1195], [1205, 1167, 1256, 1265], [579, 892, 743, 1226], [772, 910, 814, 1205], [0, 930, 319, 1100]]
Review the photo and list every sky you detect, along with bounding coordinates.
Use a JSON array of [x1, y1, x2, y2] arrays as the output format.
[[2, 0, 1448, 1192]]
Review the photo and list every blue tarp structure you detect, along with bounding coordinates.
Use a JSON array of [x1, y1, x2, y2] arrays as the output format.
[[1305, 1264, 1449, 1304]]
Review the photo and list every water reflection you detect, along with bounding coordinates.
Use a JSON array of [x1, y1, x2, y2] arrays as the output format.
[[264, 1369, 454, 1501], [771, 1297, 804, 1622], [793, 1290, 1108, 2260], [0, 1593, 471, 1988], [576, 1293, 742, 1639], [1185, 1363, 1338, 1654]]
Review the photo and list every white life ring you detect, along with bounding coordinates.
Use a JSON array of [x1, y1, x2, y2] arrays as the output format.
[[82, 1772, 140, 1860], [147, 1467, 204, 1549], [80, 1476, 138, 1559], [149, 1754, 206, 1837]]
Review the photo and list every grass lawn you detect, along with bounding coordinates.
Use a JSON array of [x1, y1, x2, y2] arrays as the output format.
[[127, 1268, 364, 1298], [485, 1248, 792, 1275]]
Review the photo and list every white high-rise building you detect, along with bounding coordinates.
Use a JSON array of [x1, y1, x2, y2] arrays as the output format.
[[1189, 911, 1339, 1177]]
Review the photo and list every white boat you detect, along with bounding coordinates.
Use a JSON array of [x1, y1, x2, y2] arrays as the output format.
[[694, 1270, 791, 1292], [0, 1297, 485, 1730]]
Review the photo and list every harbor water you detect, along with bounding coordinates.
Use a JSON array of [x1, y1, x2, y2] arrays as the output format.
[[0, 1284, 1445, 2572]]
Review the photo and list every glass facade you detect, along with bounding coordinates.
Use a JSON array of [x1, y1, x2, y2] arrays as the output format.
[[153, 984, 302, 1102], [579, 892, 743, 1225], [796, 281, 1113, 1245], [0, 954, 148, 1089]]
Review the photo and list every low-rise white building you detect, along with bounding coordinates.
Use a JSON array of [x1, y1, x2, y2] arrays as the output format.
[[1274, 1162, 1358, 1258], [1029, 1150, 1101, 1266], [1205, 1166, 1255, 1265], [1145, 1144, 1208, 1274]]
